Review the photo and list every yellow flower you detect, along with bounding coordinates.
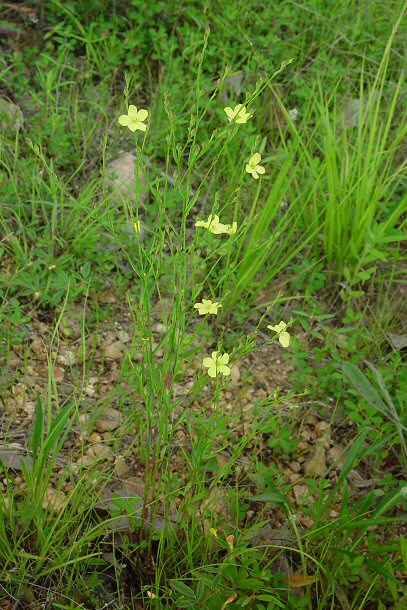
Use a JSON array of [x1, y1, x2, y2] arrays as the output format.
[[133, 220, 141, 235], [195, 214, 221, 233], [203, 351, 231, 378], [195, 215, 237, 236], [209, 221, 228, 235], [147, 591, 157, 599], [118, 105, 148, 132], [246, 153, 265, 179], [267, 321, 291, 347], [210, 527, 218, 538], [223, 221, 237, 236], [194, 299, 222, 315], [224, 104, 251, 124]]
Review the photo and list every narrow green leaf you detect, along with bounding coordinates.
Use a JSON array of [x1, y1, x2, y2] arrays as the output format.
[[31, 396, 44, 464], [400, 536, 407, 571], [171, 580, 196, 598], [341, 362, 388, 415], [256, 595, 285, 607], [372, 488, 407, 519], [336, 428, 369, 488], [251, 492, 287, 504], [42, 403, 72, 462]]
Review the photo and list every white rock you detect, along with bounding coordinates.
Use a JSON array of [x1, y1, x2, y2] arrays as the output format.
[[54, 366, 65, 382], [293, 484, 309, 503], [114, 457, 129, 477], [23, 401, 36, 416], [117, 330, 130, 343], [95, 407, 121, 432], [105, 152, 148, 204], [0, 98, 23, 130], [153, 323, 166, 335], [42, 488, 67, 512], [84, 385, 96, 397], [230, 365, 241, 384], [315, 421, 329, 438], [60, 350, 76, 366], [304, 447, 326, 477], [76, 454, 96, 467], [88, 443, 113, 459], [88, 432, 101, 443], [327, 445, 346, 467], [104, 341, 124, 361], [303, 413, 318, 426]]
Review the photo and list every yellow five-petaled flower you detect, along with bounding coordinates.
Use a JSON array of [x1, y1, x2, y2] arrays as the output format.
[[246, 153, 265, 180], [267, 321, 291, 347], [203, 351, 231, 378], [195, 214, 237, 236], [224, 104, 251, 124], [118, 105, 148, 132], [194, 299, 222, 315], [195, 214, 222, 233]]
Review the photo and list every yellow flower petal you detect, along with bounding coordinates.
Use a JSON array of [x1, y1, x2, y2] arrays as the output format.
[[270, 322, 285, 332], [137, 109, 148, 121], [209, 214, 220, 225], [226, 222, 237, 236], [224, 104, 250, 123], [209, 302, 222, 314], [210, 222, 227, 234], [251, 152, 261, 165], [279, 332, 290, 347], [256, 165, 265, 174], [128, 105, 138, 118], [194, 304, 205, 314], [219, 353, 229, 365], [118, 115, 131, 126], [268, 322, 291, 347]]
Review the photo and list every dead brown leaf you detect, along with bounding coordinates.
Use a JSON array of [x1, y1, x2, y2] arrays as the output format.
[[286, 574, 318, 587]]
